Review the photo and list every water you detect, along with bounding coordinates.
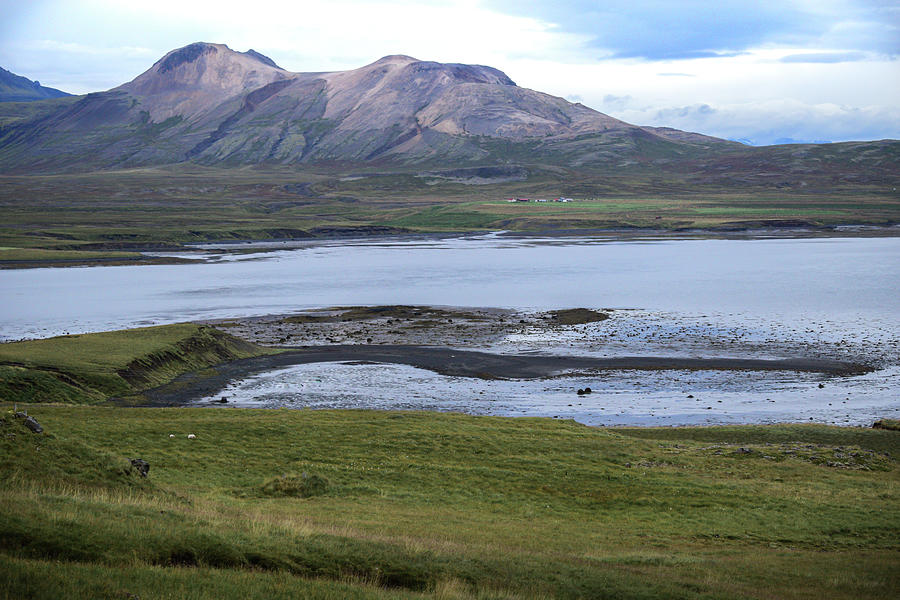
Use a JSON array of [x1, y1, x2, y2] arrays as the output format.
[[2, 233, 898, 340], [2, 233, 899, 426], [199, 361, 900, 427]]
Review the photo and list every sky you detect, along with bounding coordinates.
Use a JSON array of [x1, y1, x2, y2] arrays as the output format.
[[1, 0, 897, 145]]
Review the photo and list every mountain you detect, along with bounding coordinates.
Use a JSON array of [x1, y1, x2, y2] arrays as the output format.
[[0, 42, 896, 187], [0, 42, 743, 171], [0, 67, 71, 102]]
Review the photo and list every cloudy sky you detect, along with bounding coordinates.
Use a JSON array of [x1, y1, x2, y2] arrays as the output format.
[[1, 0, 897, 145]]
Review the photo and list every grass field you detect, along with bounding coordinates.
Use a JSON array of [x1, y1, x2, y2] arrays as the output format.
[[1, 406, 897, 599], [1, 325, 899, 598], [1, 165, 897, 267]]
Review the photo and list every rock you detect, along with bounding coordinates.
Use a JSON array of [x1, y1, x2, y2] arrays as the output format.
[[14, 412, 42, 434], [738, 447, 753, 454], [217, 398, 228, 403], [584, 387, 592, 394], [576, 389, 585, 396], [129, 458, 150, 477]]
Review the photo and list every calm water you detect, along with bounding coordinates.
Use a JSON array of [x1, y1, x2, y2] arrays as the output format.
[[2, 233, 898, 426], [2, 233, 898, 341], [200, 361, 900, 427]]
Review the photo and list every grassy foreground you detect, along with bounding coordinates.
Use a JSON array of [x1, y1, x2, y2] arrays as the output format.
[[1, 405, 898, 599], [1, 325, 898, 597]]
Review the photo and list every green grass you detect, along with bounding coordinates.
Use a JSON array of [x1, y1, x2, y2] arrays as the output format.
[[0, 166, 896, 266], [387, 206, 502, 230], [1, 405, 898, 599], [0, 247, 140, 261], [0, 324, 276, 403], [615, 423, 900, 455]]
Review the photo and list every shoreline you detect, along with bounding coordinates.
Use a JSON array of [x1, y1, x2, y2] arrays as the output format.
[[126, 344, 869, 408], [189, 224, 900, 250], [4, 224, 899, 270]]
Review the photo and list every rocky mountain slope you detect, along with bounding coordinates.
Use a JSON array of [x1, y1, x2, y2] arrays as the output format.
[[0, 42, 896, 186], [0, 67, 71, 103], [0, 42, 743, 172]]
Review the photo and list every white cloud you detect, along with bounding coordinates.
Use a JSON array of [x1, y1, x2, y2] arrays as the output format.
[[611, 100, 900, 145]]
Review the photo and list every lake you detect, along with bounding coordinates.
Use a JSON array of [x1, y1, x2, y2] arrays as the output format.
[[2, 232, 898, 426], [2, 233, 898, 340]]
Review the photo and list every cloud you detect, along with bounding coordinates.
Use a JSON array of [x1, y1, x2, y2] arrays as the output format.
[[485, 0, 898, 60], [0, 39, 161, 93], [780, 51, 869, 63], [600, 94, 635, 111], [607, 99, 900, 145], [656, 72, 695, 77]]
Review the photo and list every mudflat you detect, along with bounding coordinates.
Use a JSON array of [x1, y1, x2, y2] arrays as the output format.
[[134, 343, 867, 407]]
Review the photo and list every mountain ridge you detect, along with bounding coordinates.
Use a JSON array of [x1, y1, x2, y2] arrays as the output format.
[[0, 67, 72, 103], [0, 42, 896, 186]]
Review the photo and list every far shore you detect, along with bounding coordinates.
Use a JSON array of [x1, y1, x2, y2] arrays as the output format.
[[3, 224, 899, 270]]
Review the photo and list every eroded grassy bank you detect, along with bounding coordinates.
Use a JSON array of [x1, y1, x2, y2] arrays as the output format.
[[0, 324, 277, 404]]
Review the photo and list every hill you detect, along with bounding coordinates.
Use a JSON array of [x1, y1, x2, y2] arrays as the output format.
[[0, 67, 71, 103], [0, 43, 896, 260], [0, 42, 776, 173]]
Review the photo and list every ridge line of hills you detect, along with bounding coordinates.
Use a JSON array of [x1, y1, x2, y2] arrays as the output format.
[[0, 42, 897, 190], [0, 66, 71, 103]]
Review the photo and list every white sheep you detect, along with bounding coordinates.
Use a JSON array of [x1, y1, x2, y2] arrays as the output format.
[[187, 433, 196, 439], [169, 434, 175, 438]]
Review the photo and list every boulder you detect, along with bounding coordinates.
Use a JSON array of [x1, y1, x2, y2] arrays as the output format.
[[14, 412, 42, 434], [129, 458, 150, 477]]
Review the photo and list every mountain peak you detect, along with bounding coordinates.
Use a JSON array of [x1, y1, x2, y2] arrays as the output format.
[[119, 42, 290, 120], [371, 55, 420, 66], [0, 44, 760, 171], [156, 42, 222, 73], [151, 42, 283, 74]]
